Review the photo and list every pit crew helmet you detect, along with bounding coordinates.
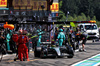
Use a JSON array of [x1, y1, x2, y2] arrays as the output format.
[[59, 29, 63, 32]]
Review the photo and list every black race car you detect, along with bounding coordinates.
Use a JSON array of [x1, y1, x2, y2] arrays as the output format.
[[34, 42, 74, 58]]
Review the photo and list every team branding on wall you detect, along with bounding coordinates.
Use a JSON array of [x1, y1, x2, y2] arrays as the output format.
[[13, 0, 47, 10], [50, 2, 59, 17], [50, 3, 59, 12], [0, 0, 7, 7]]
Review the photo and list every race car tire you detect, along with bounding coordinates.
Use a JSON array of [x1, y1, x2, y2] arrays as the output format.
[[34, 51, 40, 57], [40, 51, 44, 58], [34, 47, 41, 57], [67, 49, 74, 58], [53, 52, 58, 58], [67, 46, 74, 58]]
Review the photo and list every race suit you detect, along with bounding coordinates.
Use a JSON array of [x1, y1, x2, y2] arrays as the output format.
[[12, 34, 18, 55], [37, 30, 44, 47], [17, 35, 29, 61], [57, 31, 65, 46]]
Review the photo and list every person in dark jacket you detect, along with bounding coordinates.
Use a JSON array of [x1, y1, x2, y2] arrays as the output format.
[[80, 33, 87, 51]]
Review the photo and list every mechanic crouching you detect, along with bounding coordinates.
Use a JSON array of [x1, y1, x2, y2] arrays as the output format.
[[56, 29, 65, 47], [17, 30, 30, 61]]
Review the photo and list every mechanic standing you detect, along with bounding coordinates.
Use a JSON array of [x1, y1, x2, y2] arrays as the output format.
[[6, 29, 12, 51], [37, 29, 43, 47], [17, 30, 30, 61], [80, 33, 87, 51], [76, 26, 87, 52], [56, 29, 65, 46], [37, 29, 46, 47], [12, 33, 19, 60]]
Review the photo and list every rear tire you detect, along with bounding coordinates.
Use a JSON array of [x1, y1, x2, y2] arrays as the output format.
[[67, 49, 74, 58], [67, 46, 74, 58]]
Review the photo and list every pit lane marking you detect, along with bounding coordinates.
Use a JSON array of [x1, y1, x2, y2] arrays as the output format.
[[30, 59, 40, 61], [6, 59, 40, 62], [6, 60, 15, 62], [30, 51, 34, 53], [0, 51, 34, 58], [71, 53, 100, 66], [0, 54, 16, 58]]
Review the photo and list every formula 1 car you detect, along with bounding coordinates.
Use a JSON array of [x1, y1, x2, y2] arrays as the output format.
[[34, 42, 74, 58]]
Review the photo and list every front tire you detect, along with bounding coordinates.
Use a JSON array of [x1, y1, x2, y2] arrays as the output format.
[[34, 47, 40, 57], [67, 50, 74, 58]]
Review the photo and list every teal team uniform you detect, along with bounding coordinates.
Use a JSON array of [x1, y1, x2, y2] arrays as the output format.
[[57, 29, 65, 46], [37, 30, 44, 47], [6, 30, 12, 50]]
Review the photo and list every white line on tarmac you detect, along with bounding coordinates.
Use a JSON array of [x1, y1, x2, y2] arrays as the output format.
[[0, 54, 16, 58], [0, 50, 33, 58], [71, 53, 100, 66], [94, 61, 100, 66]]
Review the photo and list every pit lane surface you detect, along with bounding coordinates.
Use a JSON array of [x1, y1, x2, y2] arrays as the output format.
[[1, 40, 100, 66]]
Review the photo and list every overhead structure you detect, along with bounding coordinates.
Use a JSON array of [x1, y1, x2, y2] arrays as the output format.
[[0, 20, 96, 24]]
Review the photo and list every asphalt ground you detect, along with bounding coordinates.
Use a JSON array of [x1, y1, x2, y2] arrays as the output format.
[[0, 40, 100, 66]]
